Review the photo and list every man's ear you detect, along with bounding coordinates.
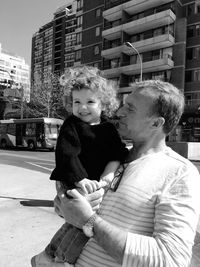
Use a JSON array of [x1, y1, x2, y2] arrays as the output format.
[[152, 117, 165, 129]]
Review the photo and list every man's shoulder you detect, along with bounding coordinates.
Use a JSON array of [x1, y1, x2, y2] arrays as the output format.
[[163, 146, 199, 173]]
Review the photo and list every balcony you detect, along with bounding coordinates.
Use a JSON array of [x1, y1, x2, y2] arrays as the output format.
[[104, 0, 174, 21], [123, 0, 174, 16], [102, 45, 123, 59], [102, 24, 122, 41], [122, 9, 176, 35], [102, 9, 176, 41], [102, 54, 174, 78], [102, 33, 174, 59]]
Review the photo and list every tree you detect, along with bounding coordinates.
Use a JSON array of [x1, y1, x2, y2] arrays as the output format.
[[29, 70, 68, 119]]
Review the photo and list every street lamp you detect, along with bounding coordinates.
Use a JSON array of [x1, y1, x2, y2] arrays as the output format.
[[124, 42, 143, 82]]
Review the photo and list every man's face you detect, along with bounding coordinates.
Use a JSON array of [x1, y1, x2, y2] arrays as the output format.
[[117, 89, 155, 142]]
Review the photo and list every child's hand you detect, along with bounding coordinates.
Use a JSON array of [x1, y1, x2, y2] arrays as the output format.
[[75, 178, 100, 194], [100, 173, 115, 186]]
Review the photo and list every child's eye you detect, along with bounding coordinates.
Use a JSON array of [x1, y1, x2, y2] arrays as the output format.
[[74, 100, 80, 104], [88, 100, 95, 104]]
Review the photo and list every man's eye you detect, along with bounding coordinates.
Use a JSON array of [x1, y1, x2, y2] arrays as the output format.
[[74, 101, 80, 104], [88, 100, 95, 104]]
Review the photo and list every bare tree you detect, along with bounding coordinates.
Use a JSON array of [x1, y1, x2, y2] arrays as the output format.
[[29, 70, 67, 119]]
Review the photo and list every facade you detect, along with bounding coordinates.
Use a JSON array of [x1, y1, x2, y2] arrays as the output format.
[[0, 43, 30, 119], [31, 0, 104, 84], [101, 0, 200, 142], [31, 1, 76, 87], [102, 0, 183, 99], [79, 0, 104, 69], [31, 0, 200, 141]]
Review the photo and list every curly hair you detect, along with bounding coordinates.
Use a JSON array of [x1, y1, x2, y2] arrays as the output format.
[[131, 80, 185, 135], [60, 65, 119, 117]]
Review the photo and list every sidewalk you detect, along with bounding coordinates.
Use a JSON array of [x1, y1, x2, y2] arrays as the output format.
[[0, 164, 63, 267], [0, 163, 200, 267]]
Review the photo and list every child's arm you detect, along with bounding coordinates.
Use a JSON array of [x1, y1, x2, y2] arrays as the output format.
[[100, 161, 120, 187], [76, 161, 120, 194]]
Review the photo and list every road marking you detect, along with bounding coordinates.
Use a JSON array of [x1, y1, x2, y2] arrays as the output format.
[[0, 152, 55, 162], [25, 161, 54, 171]]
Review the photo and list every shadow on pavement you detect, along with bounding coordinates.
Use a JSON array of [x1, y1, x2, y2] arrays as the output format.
[[20, 199, 54, 207], [0, 195, 54, 207]]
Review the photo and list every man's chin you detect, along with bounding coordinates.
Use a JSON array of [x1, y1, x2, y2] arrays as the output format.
[[117, 127, 128, 139]]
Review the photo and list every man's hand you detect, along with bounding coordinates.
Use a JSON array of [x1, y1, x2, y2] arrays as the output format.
[[54, 188, 104, 228]]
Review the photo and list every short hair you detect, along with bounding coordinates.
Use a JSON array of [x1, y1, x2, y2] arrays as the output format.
[[60, 65, 119, 117], [131, 80, 185, 135]]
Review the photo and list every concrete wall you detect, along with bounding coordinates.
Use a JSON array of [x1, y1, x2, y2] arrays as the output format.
[[167, 142, 200, 159]]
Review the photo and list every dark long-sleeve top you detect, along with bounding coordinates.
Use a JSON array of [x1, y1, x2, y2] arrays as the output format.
[[50, 115, 128, 187]]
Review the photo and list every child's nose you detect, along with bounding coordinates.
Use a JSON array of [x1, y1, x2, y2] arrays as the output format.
[[80, 104, 87, 110]]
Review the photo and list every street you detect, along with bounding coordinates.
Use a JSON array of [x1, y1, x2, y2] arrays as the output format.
[[0, 148, 55, 174]]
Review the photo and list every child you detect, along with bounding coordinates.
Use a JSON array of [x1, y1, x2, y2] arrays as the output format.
[[31, 65, 128, 266]]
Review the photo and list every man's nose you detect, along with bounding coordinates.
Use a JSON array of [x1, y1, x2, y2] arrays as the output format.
[[116, 106, 125, 117]]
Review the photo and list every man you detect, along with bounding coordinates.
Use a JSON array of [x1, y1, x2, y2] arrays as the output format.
[[42, 80, 200, 266]]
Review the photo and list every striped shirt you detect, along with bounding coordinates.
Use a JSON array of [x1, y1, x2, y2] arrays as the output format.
[[75, 148, 200, 267]]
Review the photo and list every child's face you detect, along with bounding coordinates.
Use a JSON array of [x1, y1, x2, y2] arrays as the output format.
[[72, 89, 102, 124]]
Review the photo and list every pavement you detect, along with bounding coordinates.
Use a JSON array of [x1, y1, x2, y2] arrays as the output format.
[[0, 161, 200, 267], [0, 165, 63, 267]]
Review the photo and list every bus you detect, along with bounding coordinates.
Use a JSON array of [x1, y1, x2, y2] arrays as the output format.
[[0, 117, 63, 150]]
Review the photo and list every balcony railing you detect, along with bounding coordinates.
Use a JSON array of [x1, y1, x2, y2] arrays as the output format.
[[103, 7, 175, 31], [103, 53, 173, 69], [105, 0, 127, 10]]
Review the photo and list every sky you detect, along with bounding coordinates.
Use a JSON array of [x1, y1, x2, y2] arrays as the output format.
[[0, 0, 69, 66]]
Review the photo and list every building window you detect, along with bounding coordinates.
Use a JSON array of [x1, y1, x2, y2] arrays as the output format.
[[95, 27, 100, 37], [197, 25, 200, 36], [76, 32, 82, 45], [194, 69, 200, 81], [187, 24, 200, 38], [75, 50, 81, 61], [77, 0, 83, 11], [110, 58, 120, 68], [77, 16, 82, 27], [195, 1, 200, 14], [94, 45, 100, 55], [185, 71, 192, 82], [93, 62, 100, 68], [193, 46, 200, 59], [96, 8, 101, 17], [186, 3, 195, 16]]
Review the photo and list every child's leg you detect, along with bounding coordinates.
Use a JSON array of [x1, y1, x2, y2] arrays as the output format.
[[47, 181, 88, 264], [31, 250, 54, 267], [45, 180, 73, 259], [54, 225, 89, 264], [45, 222, 73, 259], [31, 250, 74, 267]]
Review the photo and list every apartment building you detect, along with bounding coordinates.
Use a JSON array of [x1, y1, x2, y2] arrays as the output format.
[[31, 0, 200, 141], [31, 0, 104, 84], [101, 0, 200, 141], [0, 43, 30, 119], [31, 1, 76, 87]]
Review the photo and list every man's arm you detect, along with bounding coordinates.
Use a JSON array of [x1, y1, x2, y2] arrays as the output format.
[[93, 216, 127, 264], [55, 189, 127, 264]]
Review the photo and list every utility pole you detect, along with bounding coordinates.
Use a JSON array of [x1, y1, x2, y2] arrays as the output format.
[[20, 85, 24, 119]]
